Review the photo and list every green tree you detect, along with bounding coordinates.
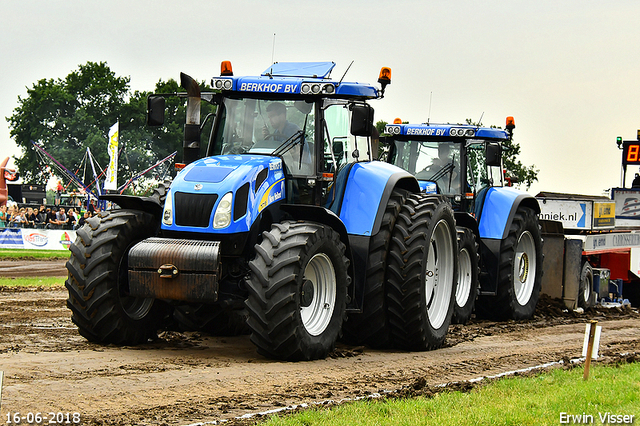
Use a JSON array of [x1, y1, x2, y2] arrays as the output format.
[[7, 62, 214, 191]]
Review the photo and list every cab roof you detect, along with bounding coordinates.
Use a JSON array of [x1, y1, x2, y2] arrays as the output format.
[[384, 123, 509, 140], [211, 62, 380, 100]]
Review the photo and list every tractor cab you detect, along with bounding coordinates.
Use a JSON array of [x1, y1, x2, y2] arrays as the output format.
[[147, 61, 391, 231], [383, 120, 509, 213]]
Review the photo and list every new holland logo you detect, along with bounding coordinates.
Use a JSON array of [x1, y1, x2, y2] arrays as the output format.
[[194, 183, 203, 190], [25, 232, 48, 247]]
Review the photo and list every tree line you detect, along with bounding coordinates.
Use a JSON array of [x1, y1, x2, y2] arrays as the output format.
[[6, 61, 213, 191]]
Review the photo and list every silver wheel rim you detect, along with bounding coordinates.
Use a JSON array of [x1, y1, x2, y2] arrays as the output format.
[[514, 230, 536, 306], [583, 269, 592, 303], [425, 219, 455, 329], [301, 253, 337, 336], [456, 247, 472, 308]]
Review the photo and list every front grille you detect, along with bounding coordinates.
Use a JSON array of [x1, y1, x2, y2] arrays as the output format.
[[174, 192, 218, 227]]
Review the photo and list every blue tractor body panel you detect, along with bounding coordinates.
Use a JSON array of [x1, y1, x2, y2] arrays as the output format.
[[162, 155, 285, 234], [338, 161, 414, 236], [477, 186, 535, 240]]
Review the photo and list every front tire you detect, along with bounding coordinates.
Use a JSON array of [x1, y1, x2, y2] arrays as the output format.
[[245, 221, 349, 360], [65, 209, 167, 345], [386, 194, 457, 351]]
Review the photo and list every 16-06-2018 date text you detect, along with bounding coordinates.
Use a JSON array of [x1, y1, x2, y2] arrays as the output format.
[[5, 412, 81, 424]]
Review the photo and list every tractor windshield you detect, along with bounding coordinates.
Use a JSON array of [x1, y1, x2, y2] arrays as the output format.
[[390, 140, 462, 194], [212, 98, 315, 177]]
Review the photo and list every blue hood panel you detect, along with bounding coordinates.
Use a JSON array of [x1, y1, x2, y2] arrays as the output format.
[[162, 155, 285, 234]]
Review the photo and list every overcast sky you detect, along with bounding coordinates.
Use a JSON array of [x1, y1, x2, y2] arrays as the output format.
[[2, 0, 639, 196]]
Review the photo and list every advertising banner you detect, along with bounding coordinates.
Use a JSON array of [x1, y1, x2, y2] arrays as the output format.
[[0, 228, 76, 250], [104, 122, 119, 191]]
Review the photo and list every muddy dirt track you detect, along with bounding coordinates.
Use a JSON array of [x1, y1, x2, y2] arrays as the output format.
[[1, 260, 640, 425]]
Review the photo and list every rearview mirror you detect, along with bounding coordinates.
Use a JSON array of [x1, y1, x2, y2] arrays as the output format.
[[147, 96, 165, 126], [350, 104, 374, 137], [486, 142, 502, 167]]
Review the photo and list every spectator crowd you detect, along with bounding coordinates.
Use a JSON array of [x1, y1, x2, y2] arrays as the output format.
[[0, 204, 95, 230]]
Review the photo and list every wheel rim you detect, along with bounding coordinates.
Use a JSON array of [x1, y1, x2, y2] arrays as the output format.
[[456, 248, 472, 308], [300, 253, 337, 336], [583, 270, 592, 303], [513, 230, 536, 306], [425, 219, 455, 329]]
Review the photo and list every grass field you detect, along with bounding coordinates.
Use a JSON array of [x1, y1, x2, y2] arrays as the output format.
[[0, 248, 69, 259], [261, 362, 639, 426], [0, 276, 66, 287]]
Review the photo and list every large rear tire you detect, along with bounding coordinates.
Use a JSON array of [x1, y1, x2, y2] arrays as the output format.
[[451, 227, 479, 325], [341, 189, 406, 348], [65, 209, 168, 345], [386, 194, 457, 351], [245, 221, 349, 360], [477, 206, 543, 320]]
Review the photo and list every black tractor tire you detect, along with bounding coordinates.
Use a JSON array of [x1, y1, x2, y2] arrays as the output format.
[[341, 189, 406, 348], [451, 227, 480, 325], [476, 206, 543, 320], [245, 221, 349, 361], [149, 178, 171, 205], [386, 194, 457, 351], [578, 261, 596, 309], [65, 209, 168, 345], [173, 304, 249, 336]]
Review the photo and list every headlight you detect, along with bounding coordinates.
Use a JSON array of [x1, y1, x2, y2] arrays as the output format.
[[213, 192, 233, 229], [385, 125, 401, 135], [301, 82, 335, 95], [211, 78, 233, 91], [450, 128, 476, 137], [162, 191, 173, 226]]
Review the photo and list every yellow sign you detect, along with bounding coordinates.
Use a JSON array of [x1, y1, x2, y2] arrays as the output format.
[[593, 202, 615, 228]]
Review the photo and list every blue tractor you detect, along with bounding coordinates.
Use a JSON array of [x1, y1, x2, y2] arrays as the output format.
[[65, 62, 460, 360], [382, 118, 543, 323]]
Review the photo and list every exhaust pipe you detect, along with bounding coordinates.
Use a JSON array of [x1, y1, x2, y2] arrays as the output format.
[[181, 72, 201, 165]]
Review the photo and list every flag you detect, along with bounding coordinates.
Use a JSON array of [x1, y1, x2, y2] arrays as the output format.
[[105, 122, 119, 190]]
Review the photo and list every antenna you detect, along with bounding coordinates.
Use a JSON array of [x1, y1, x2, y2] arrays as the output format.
[[477, 112, 484, 127], [271, 33, 276, 65], [338, 60, 354, 85], [427, 92, 433, 125]]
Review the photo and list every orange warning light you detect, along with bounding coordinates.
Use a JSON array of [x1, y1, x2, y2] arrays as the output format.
[[378, 67, 391, 84], [221, 61, 233, 76]]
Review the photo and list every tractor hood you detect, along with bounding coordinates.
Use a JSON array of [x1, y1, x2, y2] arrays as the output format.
[[161, 155, 285, 233]]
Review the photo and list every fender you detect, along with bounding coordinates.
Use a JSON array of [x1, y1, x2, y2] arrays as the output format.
[[476, 186, 540, 295], [338, 161, 419, 236], [477, 187, 540, 240], [101, 194, 163, 219]]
